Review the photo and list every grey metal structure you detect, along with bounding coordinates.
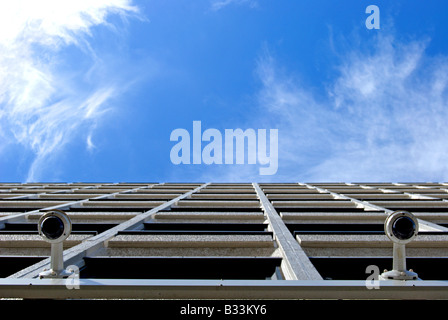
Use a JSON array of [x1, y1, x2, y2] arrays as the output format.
[[0, 182, 448, 300]]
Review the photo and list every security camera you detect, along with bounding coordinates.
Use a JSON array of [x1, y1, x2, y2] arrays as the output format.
[[38, 210, 74, 279], [38, 209, 72, 243], [384, 210, 418, 244], [380, 210, 420, 281]]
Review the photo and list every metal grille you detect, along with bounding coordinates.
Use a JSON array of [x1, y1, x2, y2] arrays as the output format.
[[1, 182, 448, 299]]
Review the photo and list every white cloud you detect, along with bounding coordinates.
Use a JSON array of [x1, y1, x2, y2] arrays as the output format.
[[254, 35, 448, 182], [0, 0, 138, 181], [86, 133, 96, 152], [210, 0, 258, 11]]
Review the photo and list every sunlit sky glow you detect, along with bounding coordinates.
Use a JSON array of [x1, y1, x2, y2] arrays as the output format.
[[1, 0, 448, 183]]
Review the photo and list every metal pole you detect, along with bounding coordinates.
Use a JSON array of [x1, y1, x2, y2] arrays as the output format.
[[393, 243, 406, 272], [51, 242, 64, 274]]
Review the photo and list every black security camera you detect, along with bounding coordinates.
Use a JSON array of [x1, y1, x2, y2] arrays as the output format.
[[38, 210, 72, 243], [40, 215, 65, 240], [385, 210, 418, 244], [392, 215, 415, 240]]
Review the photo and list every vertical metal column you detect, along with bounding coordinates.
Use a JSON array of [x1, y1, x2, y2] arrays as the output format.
[[253, 183, 322, 280]]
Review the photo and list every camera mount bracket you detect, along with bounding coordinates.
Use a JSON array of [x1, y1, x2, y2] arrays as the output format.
[[379, 243, 419, 280]]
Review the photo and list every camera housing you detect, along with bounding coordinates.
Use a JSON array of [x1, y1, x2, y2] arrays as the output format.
[[38, 210, 74, 279], [38, 210, 72, 243], [384, 210, 418, 244], [380, 210, 420, 281]]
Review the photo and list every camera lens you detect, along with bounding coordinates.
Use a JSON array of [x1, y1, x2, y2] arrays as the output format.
[[41, 216, 64, 240], [392, 216, 416, 240]]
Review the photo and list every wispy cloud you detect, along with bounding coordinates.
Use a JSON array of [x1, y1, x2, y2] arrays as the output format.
[[0, 0, 138, 181], [210, 0, 258, 11], [254, 35, 448, 182]]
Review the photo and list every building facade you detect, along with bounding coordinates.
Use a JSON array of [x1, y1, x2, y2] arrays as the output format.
[[0, 182, 448, 299]]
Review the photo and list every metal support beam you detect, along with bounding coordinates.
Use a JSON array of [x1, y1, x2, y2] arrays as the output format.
[[0, 183, 155, 225], [1, 278, 448, 300], [302, 183, 391, 213], [253, 183, 322, 280], [9, 183, 210, 279], [356, 183, 448, 232], [304, 183, 448, 232]]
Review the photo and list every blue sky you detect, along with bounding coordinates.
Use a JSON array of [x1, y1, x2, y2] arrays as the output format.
[[1, 0, 448, 183]]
